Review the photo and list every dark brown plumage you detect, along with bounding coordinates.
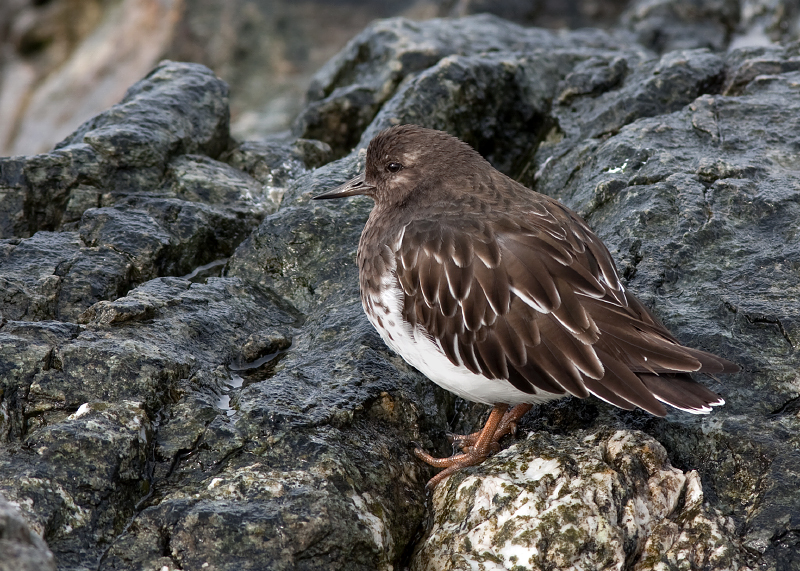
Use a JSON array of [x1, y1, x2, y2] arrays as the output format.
[[314, 125, 738, 488]]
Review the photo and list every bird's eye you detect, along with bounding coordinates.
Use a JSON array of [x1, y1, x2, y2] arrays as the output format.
[[386, 162, 403, 173]]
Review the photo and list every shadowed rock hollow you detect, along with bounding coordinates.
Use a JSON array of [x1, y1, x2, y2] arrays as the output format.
[[1, 5, 799, 571]]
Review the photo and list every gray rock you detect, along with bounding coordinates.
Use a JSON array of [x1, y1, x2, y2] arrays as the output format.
[[0, 61, 232, 238], [80, 277, 434, 570], [621, 0, 740, 53], [0, 62, 278, 322], [443, 0, 631, 29], [0, 493, 55, 571], [532, 46, 800, 570], [55, 61, 231, 161], [721, 42, 800, 95], [293, 15, 640, 157], [0, 192, 264, 322], [0, 231, 131, 321], [412, 430, 746, 571]]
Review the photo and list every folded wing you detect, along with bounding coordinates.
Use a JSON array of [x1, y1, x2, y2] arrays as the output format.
[[394, 196, 737, 416]]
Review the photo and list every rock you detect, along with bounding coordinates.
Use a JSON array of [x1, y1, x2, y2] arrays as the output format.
[[55, 60, 231, 162], [621, 0, 740, 53], [0, 88, 434, 568], [1, 9, 799, 571], [0, 60, 232, 237], [412, 430, 746, 571], [0, 62, 275, 320], [444, 0, 631, 29], [0, 493, 56, 571], [0, 231, 131, 321], [3, 0, 798, 158], [75, 276, 434, 570], [221, 137, 335, 207], [293, 15, 627, 158], [532, 41, 800, 571], [721, 42, 800, 95]]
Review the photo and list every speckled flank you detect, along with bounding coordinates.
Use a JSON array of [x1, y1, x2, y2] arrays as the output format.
[[363, 255, 566, 405]]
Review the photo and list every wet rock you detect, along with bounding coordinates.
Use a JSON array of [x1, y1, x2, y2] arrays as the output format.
[[56, 61, 230, 162], [226, 170, 370, 313], [0, 277, 302, 567], [0, 399, 151, 570], [3, 0, 798, 159], [162, 155, 267, 208], [0, 61, 230, 236], [0, 61, 232, 238], [0, 196, 262, 322], [531, 43, 800, 570], [79, 277, 434, 570], [0, 62, 274, 321], [221, 137, 335, 208], [0, 231, 131, 321], [238, 330, 292, 363], [721, 42, 800, 95]]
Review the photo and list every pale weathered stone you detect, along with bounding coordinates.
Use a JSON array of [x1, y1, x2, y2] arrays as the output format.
[[412, 430, 749, 571]]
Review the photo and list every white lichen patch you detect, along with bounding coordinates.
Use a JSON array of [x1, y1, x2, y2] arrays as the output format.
[[350, 492, 393, 556], [69, 402, 92, 419], [412, 430, 751, 571], [605, 161, 628, 174], [197, 463, 296, 501]]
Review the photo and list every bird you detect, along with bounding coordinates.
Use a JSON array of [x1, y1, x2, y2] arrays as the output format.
[[313, 124, 738, 489]]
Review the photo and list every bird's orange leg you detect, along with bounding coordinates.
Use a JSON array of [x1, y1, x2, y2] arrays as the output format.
[[448, 403, 533, 452], [413, 403, 533, 489]]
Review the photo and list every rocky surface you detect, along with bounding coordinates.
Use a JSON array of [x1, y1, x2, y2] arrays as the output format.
[[4, 0, 798, 156], [413, 430, 746, 570], [0, 493, 55, 571], [1, 6, 800, 571]]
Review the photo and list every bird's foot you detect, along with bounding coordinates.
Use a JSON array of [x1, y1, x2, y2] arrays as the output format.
[[413, 403, 533, 489], [412, 447, 493, 490]]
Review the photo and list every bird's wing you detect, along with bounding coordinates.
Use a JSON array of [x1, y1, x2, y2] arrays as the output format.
[[394, 201, 734, 416]]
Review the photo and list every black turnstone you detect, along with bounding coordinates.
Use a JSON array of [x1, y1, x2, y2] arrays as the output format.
[[314, 125, 738, 489]]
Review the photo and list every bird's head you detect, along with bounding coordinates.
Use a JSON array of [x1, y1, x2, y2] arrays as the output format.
[[313, 125, 488, 208]]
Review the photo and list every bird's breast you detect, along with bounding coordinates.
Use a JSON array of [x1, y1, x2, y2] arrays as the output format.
[[357, 233, 563, 406]]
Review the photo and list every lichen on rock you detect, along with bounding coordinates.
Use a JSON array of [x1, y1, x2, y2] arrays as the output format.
[[413, 430, 747, 571]]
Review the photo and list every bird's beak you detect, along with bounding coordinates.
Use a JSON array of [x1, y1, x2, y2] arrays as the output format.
[[313, 172, 375, 200]]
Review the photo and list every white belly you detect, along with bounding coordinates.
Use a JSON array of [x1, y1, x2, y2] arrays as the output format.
[[363, 280, 566, 406]]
